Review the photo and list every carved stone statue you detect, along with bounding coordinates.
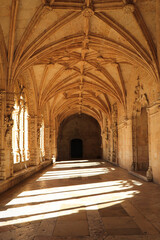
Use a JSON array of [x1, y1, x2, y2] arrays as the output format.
[[146, 166, 153, 182]]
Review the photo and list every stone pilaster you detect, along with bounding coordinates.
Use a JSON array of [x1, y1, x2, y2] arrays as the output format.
[[102, 118, 111, 161], [111, 103, 118, 164], [29, 115, 40, 166], [5, 92, 14, 178], [156, 0, 160, 69], [44, 125, 51, 160], [0, 91, 6, 180], [147, 100, 160, 184], [118, 118, 133, 170], [51, 128, 57, 160], [0, 92, 14, 179]]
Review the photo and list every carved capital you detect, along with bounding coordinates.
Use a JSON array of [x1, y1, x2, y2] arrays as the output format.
[[82, 7, 94, 17]]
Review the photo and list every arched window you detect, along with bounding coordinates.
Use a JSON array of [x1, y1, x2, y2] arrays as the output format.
[[12, 102, 20, 164], [12, 91, 29, 165], [40, 119, 45, 161]]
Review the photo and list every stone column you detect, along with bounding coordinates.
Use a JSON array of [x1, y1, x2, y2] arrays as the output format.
[[53, 129, 57, 158], [0, 91, 6, 180], [0, 92, 15, 179], [118, 118, 133, 170], [50, 118, 57, 162], [147, 100, 160, 183], [132, 114, 137, 170], [111, 103, 118, 164], [5, 92, 14, 178], [102, 118, 111, 161], [29, 115, 40, 166], [156, 0, 160, 69], [44, 125, 51, 160]]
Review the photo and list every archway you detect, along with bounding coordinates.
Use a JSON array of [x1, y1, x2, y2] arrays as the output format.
[[57, 114, 102, 160], [70, 139, 83, 159]]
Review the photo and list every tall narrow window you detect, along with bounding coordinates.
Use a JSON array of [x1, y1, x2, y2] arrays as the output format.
[[19, 96, 24, 162], [12, 91, 29, 165], [12, 103, 20, 164], [25, 107, 29, 160], [40, 119, 45, 161]]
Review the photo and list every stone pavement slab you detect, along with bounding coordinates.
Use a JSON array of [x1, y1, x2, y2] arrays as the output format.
[[0, 160, 160, 240]]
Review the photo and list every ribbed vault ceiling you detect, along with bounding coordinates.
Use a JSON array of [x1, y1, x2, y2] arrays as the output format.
[[0, 0, 159, 124]]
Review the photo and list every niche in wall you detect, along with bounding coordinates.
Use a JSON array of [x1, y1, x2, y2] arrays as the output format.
[[136, 107, 149, 171]]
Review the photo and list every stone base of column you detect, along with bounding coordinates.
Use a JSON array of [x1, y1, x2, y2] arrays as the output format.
[[30, 149, 40, 166], [0, 148, 6, 180]]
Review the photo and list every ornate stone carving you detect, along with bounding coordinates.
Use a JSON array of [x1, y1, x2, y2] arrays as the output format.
[[123, 4, 135, 14], [133, 77, 149, 116], [37, 125, 40, 144], [132, 77, 149, 172], [3, 92, 15, 177], [42, 0, 54, 9], [105, 119, 109, 141], [4, 112, 14, 138], [112, 103, 118, 163], [4, 93, 14, 148], [146, 166, 153, 182], [82, 7, 94, 18], [105, 118, 111, 161]]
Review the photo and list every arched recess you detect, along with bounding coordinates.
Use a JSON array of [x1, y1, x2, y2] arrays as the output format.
[[132, 79, 149, 173], [136, 107, 149, 171], [57, 113, 102, 160]]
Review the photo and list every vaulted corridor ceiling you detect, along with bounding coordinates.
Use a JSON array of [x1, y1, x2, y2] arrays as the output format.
[[1, 0, 160, 186], [1, 0, 159, 124]]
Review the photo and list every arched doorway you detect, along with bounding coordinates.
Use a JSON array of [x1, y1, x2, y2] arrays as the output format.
[[70, 139, 83, 159], [57, 114, 101, 160]]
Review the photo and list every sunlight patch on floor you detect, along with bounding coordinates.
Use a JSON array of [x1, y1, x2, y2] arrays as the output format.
[[37, 167, 109, 180], [0, 160, 142, 227], [54, 161, 101, 168]]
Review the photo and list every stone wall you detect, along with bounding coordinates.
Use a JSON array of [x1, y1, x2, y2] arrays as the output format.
[[148, 100, 160, 184], [57, 114, 102, 160]]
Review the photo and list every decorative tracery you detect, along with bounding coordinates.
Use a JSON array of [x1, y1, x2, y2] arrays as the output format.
[[12, 90, 29, 166]]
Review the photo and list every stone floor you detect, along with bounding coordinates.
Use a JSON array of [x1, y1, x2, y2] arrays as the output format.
[[0, 159, 160, 240]]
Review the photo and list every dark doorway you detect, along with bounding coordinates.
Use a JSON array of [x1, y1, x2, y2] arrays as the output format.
[[71, 139, 83, 159], [57, 114, 101, 160]]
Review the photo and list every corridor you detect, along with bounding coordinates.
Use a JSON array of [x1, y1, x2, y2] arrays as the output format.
[[0, 160, 160, 240]]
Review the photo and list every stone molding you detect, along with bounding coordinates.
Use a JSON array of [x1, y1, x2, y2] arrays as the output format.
[[147, 100, 160, 116], [133, 77, 149, 117]]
